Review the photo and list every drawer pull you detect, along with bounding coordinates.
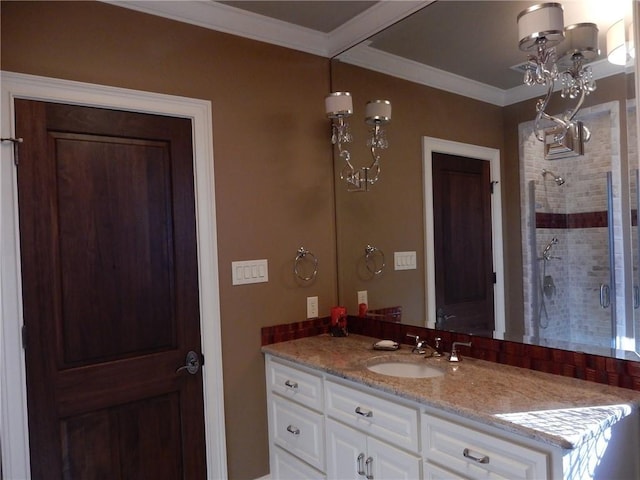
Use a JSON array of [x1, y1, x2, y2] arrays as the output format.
[[365, 456, 374, 479], [357, 453, 365, 476], [463, 448, 489, 464], [355, 406, 373, 418], [286, 425, 300, 436], [284, 380, 298, 389]]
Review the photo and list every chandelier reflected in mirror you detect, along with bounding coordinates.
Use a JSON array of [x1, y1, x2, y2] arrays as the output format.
[[517, 3, 599, 155], [325, 92, 391, 192]]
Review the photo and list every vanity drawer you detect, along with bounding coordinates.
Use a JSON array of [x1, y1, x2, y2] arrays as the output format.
[[422, 414, 548, 480], [267, 357, 323, 411], [325, 380, 419, 452], [271, 445, 326, 480], [270, 395, 325, 471]]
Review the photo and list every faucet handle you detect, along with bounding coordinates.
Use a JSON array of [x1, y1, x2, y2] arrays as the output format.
[[432, 337, 443, 357], [449, 341, 472, 362], [406, 333, 427, 354], [406, 333, 419, 343]]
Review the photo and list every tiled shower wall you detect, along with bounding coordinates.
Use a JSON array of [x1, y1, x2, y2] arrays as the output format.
[[519, 101, 625, 354]]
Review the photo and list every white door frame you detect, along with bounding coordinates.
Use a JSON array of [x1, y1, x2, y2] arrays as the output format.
[[422, 137, 505, 338], [0, 71, 227, 479]]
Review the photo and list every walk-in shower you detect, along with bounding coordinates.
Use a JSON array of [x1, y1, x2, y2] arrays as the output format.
[[520, 102, 626, 356]]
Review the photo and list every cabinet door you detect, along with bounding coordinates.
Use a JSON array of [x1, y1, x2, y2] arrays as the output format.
[[326, 419, 367, 480], [327, 419, 423, 480], [368, 436, 422, 480]]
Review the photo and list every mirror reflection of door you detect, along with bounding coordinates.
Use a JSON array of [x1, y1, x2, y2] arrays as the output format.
[[432, 152, 495, 336]]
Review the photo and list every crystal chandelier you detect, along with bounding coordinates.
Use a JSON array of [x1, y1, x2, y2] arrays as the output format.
[[518, 3, 599, 147], [325, 92, 391, 192]]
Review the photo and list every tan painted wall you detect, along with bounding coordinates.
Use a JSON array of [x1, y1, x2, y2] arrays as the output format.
[[1, 2, 336, 478]]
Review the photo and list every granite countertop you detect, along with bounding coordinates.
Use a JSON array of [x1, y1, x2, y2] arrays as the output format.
[[262, 334, 640, 450]]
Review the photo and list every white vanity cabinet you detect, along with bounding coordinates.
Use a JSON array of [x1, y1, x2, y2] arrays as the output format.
[[265, 351, 640, 480]]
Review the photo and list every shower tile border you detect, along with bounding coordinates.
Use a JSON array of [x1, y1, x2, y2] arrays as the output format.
[[536, 211, 608, 229]]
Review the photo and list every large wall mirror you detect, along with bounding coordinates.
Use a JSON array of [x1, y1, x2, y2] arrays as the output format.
[[330, 0, 640, 361]]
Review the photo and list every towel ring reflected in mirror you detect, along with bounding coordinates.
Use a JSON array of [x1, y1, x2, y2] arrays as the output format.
[[294, 247, 318, 282], [364, 244, 385, 275]]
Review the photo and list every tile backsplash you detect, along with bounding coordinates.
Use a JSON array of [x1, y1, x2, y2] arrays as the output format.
[[261, 316, 640, 391]]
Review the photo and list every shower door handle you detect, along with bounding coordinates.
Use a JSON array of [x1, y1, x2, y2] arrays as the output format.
[[599, 284, 610, 309], [634, 285, 640, 310]]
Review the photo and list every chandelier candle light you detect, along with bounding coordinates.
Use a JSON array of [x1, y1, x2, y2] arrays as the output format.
[[606, 19, 635, 66], [326, 92, 391, 192], [517, 3, 599, 158]]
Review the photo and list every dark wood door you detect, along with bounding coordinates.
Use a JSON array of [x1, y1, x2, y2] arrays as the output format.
[[432, 152, 494, 336], [16, 100, 207, 479]]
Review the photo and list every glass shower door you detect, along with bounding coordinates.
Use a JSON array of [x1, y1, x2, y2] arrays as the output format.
[[531, 170, 615, 354]]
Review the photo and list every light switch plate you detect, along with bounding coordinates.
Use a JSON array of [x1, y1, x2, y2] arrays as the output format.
[[394, 251, 417, 270], [232, 259, 268, 285]]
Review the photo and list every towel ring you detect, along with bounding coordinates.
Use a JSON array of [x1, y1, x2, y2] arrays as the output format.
[[294, 247, 318, 281], [364, 244, 385, 275]]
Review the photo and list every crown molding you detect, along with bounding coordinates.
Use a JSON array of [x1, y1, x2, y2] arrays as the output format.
[[106, 1, 332, 56], [106, 1, 431, 58]]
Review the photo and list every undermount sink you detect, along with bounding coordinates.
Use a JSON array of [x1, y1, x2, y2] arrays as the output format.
[[367, 361, 444, 378]]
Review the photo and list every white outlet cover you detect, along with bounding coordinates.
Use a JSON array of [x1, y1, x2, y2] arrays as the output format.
[[307, 296, 319, 318], [357, 290, 368, 305]]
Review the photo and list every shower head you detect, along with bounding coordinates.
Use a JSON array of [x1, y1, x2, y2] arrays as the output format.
[[542, 169, 565, 186]]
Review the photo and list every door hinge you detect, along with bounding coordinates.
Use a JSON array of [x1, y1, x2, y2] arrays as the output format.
[[21, 324, 27, 350], [490, 180, 499, 194], [492, 272, 497, 284], [1, 137, 23, 166]]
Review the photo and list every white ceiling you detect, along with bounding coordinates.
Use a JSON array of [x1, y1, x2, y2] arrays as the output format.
[[110, 1, 633, 106]]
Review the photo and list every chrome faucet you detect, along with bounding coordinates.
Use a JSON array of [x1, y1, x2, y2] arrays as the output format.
[[449, 341, 472, 362], [406, 333, 428, 354]]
